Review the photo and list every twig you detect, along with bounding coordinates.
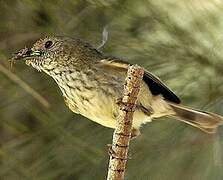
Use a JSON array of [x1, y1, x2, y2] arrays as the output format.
[[107, 65, 144, 180], [0, 63, 50, 108]]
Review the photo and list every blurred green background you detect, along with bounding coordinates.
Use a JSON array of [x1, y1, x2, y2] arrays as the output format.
[[1, 0, 223, 179]]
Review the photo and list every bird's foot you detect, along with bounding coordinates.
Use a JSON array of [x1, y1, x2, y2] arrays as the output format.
[[107, 144, 132, 159], [107, 144, 116, 157], [116, 97, 123, 106]]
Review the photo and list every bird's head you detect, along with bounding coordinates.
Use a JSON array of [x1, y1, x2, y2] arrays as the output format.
[[12, 36, 102, 73]]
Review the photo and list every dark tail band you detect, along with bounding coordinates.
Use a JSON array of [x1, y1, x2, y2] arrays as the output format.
[[168, 102, 223, 133]]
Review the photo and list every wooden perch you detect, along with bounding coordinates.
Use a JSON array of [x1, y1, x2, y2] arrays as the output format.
[[107, 65, 144, 180]]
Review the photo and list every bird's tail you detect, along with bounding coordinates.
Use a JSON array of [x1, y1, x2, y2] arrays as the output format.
[[168, 102, 223, 133]]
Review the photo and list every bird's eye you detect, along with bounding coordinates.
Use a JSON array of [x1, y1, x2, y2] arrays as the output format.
[[44, 41, 53, 49]]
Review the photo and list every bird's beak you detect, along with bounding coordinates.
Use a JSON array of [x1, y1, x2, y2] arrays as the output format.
[[29, 50, 42, 56], [12, 48, 42, 61]]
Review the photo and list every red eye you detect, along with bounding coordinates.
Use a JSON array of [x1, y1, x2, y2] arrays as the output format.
[[45, 41, 53, 49]]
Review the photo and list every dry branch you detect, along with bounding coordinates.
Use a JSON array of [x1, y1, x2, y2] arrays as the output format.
[[107, 65, 144, 180]]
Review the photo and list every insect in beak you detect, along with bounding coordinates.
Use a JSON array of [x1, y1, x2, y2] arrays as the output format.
[[12, 47, 42, 61]]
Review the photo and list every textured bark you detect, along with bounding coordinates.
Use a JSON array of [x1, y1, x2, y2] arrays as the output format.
[[107, 65, 144, 180]]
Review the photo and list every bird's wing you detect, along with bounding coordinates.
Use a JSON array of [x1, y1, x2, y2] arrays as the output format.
[[99, 58, 181, 104]]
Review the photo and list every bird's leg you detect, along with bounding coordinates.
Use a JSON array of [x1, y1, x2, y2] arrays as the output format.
[[117, 98, 153, 116], [116, 98, 148, 139], [138, 104, 154, 116]]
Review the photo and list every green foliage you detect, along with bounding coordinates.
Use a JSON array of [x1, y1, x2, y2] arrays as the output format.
[[1, 0, 223, 179]]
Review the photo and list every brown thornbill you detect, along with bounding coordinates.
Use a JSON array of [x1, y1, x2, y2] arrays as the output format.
[[12, 36, 223, 137]]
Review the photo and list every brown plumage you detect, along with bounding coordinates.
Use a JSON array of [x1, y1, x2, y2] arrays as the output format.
[[12, 36, 223, 137]]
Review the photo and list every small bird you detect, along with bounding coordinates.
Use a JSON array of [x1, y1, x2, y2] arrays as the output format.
[[12, 36, 223, 137]]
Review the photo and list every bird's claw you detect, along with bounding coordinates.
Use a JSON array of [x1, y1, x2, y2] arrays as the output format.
[[107, 144, 116, 156]]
